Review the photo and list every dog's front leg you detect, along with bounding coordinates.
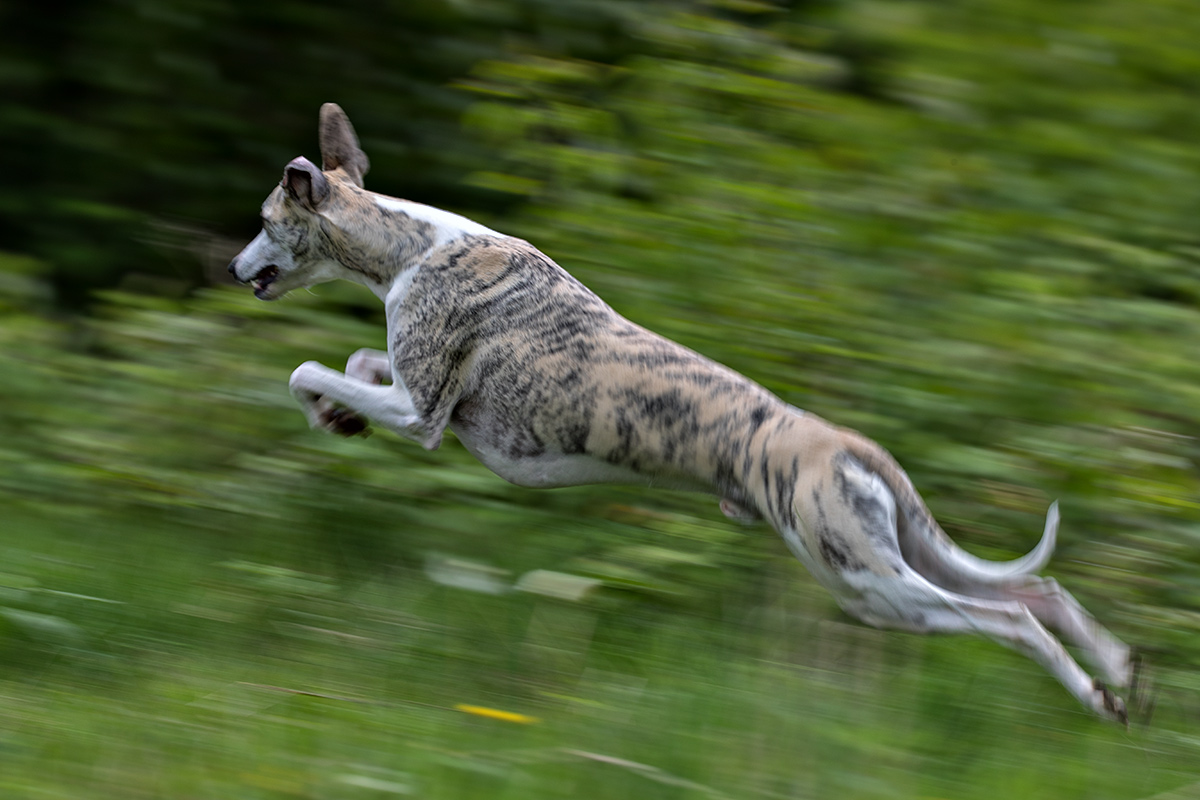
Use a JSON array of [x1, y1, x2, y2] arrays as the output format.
[[289, 361, 439, 448], [345, 348, 392, 385], [289, 349, 394, 436]]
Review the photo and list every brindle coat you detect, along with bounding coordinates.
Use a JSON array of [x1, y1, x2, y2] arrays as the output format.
[[230, 104, 1134, 723]]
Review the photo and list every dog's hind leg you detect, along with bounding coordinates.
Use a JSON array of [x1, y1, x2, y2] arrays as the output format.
[[898, 504, 1132, 687], [1008, 576, 1131, 687], [793, 451, 1126, 722], [842, 567, 1128, 724], [951, 572, 1132, 688]]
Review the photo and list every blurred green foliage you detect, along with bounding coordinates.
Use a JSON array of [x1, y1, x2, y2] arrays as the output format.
[[2, 0, 1200, 796]]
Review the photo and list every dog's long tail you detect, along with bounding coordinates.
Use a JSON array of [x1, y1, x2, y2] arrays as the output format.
[[902, 500, 1058, 587], [843, 434, 1057, 588]]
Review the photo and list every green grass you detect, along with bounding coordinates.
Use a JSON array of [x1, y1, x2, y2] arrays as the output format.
[[0, 282, 1197, 797], [1, 505, 1196, 799], [5, 0, 1200, 791]]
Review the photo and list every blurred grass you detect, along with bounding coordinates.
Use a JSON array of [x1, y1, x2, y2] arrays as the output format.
[[1, 504, 1196, 800], [2, 0, 1200, 796], [0, 219, 1197, 799]]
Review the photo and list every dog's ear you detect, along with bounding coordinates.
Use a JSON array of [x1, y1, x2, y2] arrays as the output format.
[[282, 156, 330, 212], [319, 103, 370, 188]]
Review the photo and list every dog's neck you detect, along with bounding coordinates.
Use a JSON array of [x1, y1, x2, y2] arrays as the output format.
[[334, 192, 501, 301]]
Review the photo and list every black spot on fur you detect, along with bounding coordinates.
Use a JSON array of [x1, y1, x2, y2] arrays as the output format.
[[760, 455, 773, 516], [560, 423, 590, 455], [772, 469, 786, 522], [506, 428, 545, 460], [606, 409, 638, 466], [748, 404, 769, 434], [833, 451, 892, 540], [819, 537, 852, 570], [622, 388, 694, 425], [812, 488, 865, 571], [557, 400, 593, 455], [712, 457, 738, 496]]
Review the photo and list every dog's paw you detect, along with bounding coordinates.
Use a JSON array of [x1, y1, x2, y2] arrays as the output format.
[[1127, 651, 1157, 725], [321, 407, 370, 437], [1093, 678, 1128, 728]]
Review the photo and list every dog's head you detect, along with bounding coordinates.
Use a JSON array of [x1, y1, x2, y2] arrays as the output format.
[[228, 103, 373, 300]]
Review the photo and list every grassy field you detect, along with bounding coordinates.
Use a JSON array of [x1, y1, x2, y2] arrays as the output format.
[[2, 468, 1198, 798], [5, 0, 1200, 795]]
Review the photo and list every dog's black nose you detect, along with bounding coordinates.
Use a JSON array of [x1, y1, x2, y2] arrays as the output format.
[[227, 258, 238, 277]]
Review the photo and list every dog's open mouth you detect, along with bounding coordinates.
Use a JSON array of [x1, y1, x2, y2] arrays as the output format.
[[251, 265, 280, 299]]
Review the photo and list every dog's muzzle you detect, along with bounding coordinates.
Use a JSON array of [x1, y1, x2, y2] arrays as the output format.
[[228, 258, 281, 299]]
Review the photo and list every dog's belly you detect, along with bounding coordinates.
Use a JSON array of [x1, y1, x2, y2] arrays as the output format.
[[449, 422, 711, 492]]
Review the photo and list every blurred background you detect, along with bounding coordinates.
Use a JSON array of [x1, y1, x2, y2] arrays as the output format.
[[2, 0, 1199, 797]]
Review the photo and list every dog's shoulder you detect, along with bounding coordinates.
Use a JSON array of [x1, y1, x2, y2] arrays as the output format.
[[435, 234, 544, 279], [426, 233, 600, 304]]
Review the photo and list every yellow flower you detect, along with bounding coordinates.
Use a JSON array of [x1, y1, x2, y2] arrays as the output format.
[[454, 704, 539, 724]]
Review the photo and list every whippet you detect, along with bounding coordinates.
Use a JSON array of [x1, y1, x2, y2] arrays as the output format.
[[229, 104, 1134, 723]]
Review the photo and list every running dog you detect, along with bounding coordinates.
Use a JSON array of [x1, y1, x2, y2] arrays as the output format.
[[229, 104, 1134, 723]]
